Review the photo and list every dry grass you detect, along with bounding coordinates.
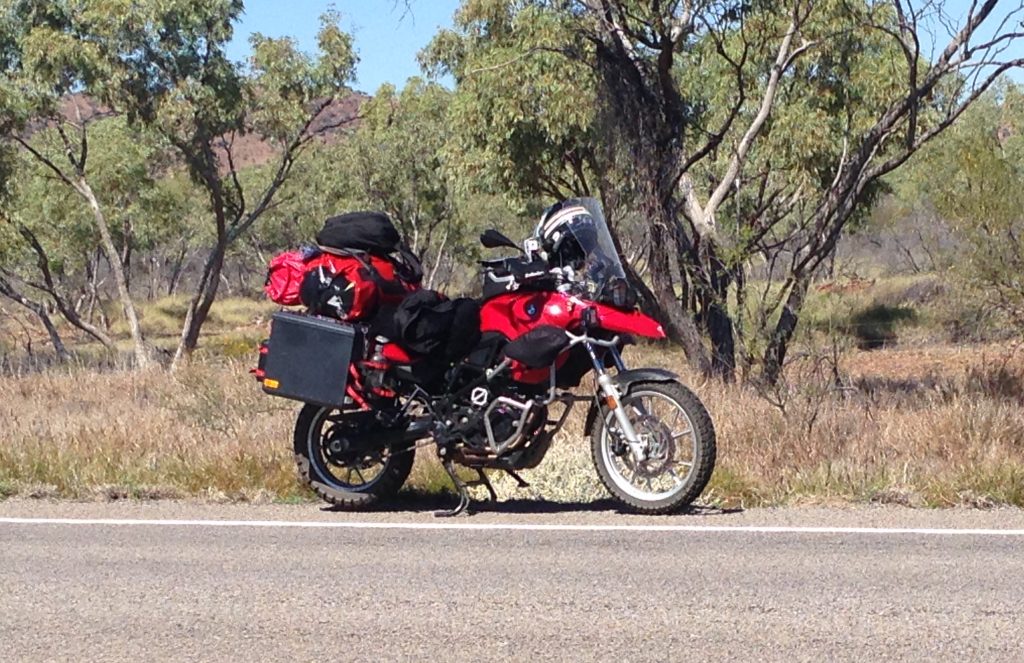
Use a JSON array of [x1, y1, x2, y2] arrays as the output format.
[[0, 361, 303, 502], [3, 343, 1024, 509]]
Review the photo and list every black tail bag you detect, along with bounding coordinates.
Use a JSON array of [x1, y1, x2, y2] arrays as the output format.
[[316, 211, 424, 285]]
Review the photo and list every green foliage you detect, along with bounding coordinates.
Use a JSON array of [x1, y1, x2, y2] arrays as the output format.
[[248, 9, 356, 142], [423, 1, 600, 204], [895, 82, 1024, 331], [0, 1, 363, 360], [428, 0, 911, 218], [697, 0, 908, 247], [0, 0, 1019, 367], [258, 76, 525, 290], [0, 116, 191, 294], [343, 80, 454, 242]]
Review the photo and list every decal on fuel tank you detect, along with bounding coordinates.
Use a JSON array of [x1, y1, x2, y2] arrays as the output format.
[[517, 294, 546, 322]]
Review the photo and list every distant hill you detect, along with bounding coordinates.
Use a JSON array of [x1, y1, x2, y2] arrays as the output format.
[[55, 92, 368, 170]]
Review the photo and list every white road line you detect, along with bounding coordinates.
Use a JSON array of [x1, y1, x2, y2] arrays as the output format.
[[0, 517, 1023, 536]]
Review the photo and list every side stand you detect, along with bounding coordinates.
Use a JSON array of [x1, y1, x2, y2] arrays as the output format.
[[434, 461, 498, 517]]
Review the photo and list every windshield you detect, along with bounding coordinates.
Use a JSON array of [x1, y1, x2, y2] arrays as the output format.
[[538, 197, 627, 300]]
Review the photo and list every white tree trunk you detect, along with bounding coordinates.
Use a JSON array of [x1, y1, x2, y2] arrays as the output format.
[[77, 179, 151, 368]]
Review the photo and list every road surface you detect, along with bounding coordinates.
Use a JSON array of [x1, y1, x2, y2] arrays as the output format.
[[2, 500, 1023, 662]]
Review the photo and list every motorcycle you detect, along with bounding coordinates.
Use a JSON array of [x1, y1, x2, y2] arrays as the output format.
[[259, 198, 716, 515]]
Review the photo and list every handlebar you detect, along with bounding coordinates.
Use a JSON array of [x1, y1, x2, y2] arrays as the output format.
[[509, 258, 551, 282]]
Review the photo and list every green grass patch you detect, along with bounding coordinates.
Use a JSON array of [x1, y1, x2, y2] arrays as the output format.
[[702, 467, 770, 508], [110, 296, 279, 339], [199, 332, 265, 360]]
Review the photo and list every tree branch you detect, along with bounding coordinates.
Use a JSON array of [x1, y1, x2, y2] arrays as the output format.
[[703, 2, 810, 221]]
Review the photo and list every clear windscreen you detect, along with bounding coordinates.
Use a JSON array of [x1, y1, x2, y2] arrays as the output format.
[[556, 198, 627, 297]]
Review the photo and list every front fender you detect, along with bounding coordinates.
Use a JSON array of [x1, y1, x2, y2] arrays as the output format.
[[582, 368, 680, 436], [611, 367, 679, 390], [591, 304, 666, 339]]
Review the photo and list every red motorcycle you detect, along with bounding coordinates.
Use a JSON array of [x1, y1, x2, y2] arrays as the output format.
[[257, 198, 715, 515]]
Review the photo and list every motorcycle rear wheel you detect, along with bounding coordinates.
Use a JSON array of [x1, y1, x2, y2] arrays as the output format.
[[591, 380, 716, 514], [293, 404, 415, 509]]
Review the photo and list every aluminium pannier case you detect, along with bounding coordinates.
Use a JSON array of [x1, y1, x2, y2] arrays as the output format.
[[261, 311, 363, 407]]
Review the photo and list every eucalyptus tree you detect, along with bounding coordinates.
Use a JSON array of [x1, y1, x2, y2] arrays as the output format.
[[0, 138, 119, 353], [0, 140, 72, 361], [429, 0, 1024, 382], [0, 115, 191, 357], [753, 1, 1024, 383], [256, 78, 507, 292], [0, 0, 157, 366], [1, 1, 361, 368], [95, 4, 359, 367], [333, 79, 466, 288]]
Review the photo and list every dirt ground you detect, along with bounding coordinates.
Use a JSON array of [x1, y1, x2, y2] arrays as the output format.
[[841, 341, 1024, 380]]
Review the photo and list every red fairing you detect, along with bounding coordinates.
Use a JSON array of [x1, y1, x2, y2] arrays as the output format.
[[592, 304, 666, 339], [479, 292, 582, 338], [478, 292, 580, 383], [479, 292, 665, 384], [480, 292, 665, 339]]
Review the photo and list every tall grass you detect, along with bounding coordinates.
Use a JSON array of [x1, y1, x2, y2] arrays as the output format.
[[0, 361, 303, 501], [2, 347, 1023, 508]]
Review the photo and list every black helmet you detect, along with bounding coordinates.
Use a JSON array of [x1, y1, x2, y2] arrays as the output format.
[[536, 203, 597, 270]]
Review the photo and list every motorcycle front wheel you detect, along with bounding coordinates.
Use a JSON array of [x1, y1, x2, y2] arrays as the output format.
[[591, 380, 716, 514], [293, 404, 415, 509]]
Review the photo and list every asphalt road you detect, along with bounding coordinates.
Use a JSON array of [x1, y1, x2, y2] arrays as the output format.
[[2, 501, 1024, 662]]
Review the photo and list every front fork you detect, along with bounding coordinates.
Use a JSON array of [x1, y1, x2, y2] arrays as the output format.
[[584, 341, 647, 461]]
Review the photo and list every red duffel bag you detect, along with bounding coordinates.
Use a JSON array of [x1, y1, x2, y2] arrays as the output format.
[[301, 249, 419, 321], [264, 249, 310, 306], [265, 245, 419, 322]]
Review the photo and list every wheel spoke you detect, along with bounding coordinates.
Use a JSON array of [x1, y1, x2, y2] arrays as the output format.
[[308, 407, 402, 494], [600, 387, 712, 506]]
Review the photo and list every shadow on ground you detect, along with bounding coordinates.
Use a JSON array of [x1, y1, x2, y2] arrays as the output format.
[[323, 492, 743, 517]]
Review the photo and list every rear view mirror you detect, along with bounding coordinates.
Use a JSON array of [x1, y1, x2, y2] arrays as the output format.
[[480, 229, 523, 252]]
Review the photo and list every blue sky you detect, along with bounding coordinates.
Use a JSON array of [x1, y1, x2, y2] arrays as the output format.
[[226, 1, 462, 94]]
